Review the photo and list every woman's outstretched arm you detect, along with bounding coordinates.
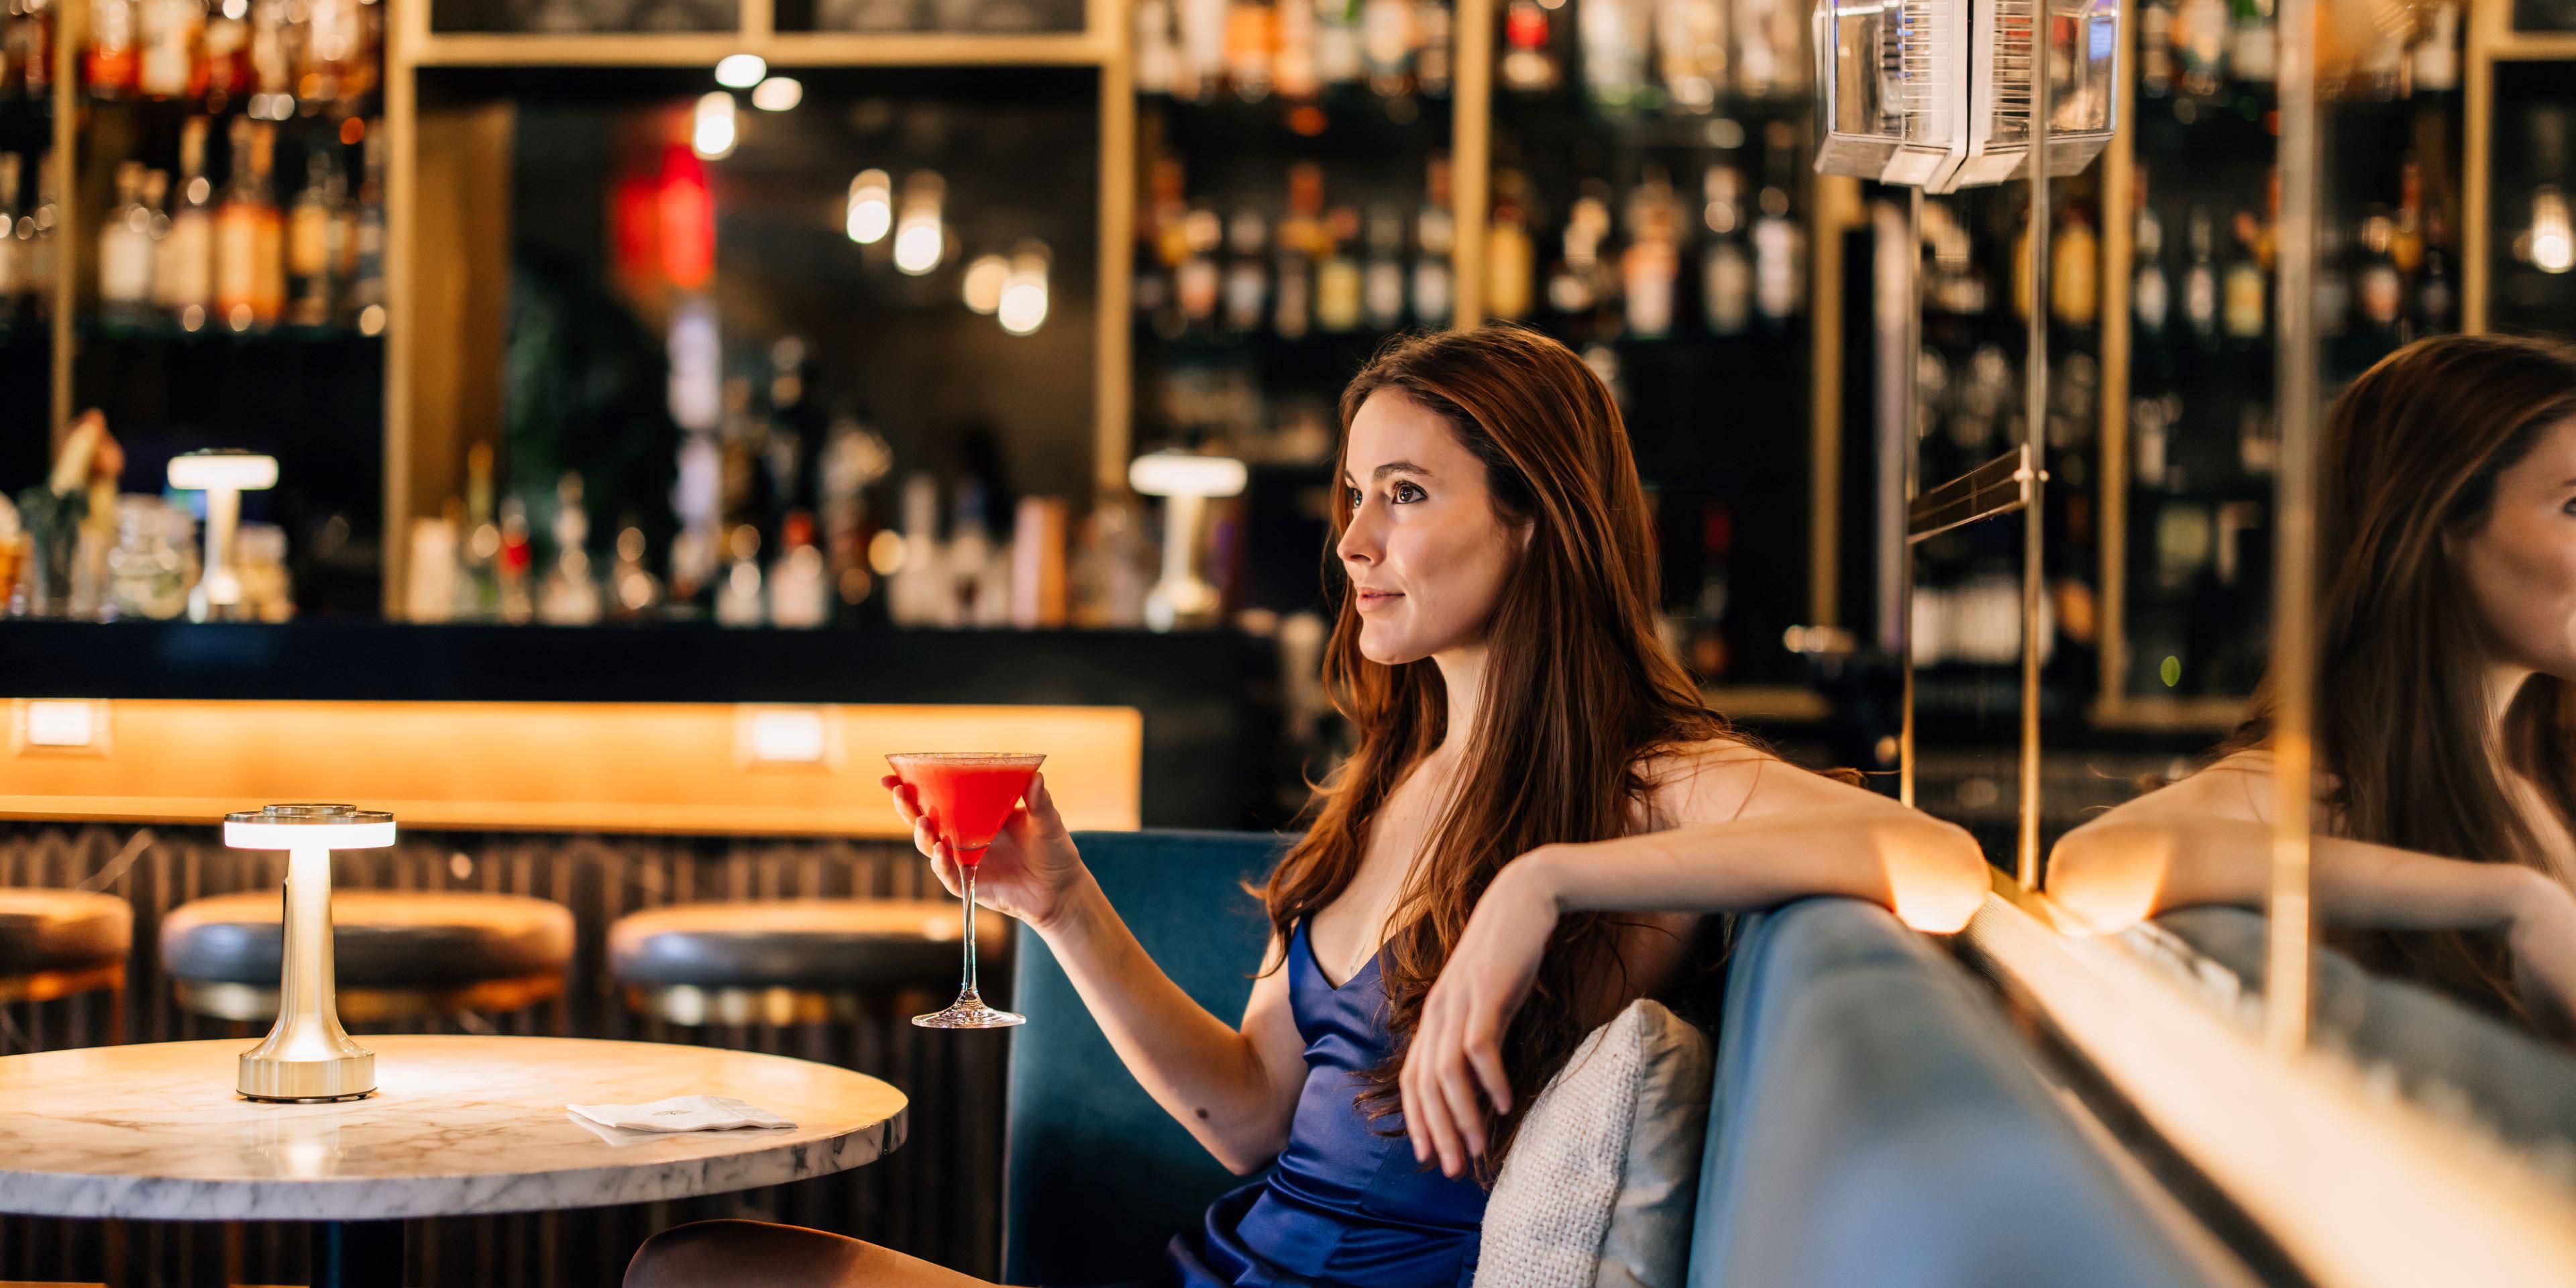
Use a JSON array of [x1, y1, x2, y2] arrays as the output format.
[[1397, 749, 1992, 1178], [889, 774, 1309, 1175]]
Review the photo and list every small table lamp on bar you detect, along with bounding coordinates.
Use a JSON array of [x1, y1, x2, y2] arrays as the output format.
[[223, 804, 395, 1102], [167, 449, 278, 623], [1128, 451, 1247, 632]]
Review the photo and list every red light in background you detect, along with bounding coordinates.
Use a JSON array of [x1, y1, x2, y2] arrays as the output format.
[[657, 145, 716, 290]]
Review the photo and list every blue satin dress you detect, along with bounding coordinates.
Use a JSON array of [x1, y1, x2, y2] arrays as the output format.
[[1166, 920, 1488, 1288]]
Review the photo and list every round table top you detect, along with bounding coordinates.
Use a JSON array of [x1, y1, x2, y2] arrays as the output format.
[[0, 1036, 907, 1222]]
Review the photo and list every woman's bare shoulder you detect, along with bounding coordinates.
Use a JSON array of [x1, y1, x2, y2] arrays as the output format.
[[1633, 737, 1784, 829]]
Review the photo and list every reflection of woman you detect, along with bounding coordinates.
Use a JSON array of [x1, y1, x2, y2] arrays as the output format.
[[2053, 334, 2576, 1035], [625, 327, 1988, 1287]]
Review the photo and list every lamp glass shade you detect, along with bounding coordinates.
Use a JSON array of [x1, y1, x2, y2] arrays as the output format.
[[167, 451, 279, 492]]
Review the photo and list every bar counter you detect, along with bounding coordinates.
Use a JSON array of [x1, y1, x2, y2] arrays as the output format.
[[0, 620, 1281, 832]]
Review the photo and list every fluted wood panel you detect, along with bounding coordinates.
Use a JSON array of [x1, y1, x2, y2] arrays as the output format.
[[0, 822, 1006, 1287]]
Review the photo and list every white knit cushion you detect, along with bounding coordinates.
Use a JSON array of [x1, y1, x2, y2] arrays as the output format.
[[1472, 999, 1714, 1288]]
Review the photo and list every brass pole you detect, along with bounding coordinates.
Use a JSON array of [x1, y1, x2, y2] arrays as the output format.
[[2266, 0, 2322, 1058], [2020, 0, 2053, 890]]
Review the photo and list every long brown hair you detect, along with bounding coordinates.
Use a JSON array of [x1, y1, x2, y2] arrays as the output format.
[[1262, 325, 1735, 1166], [2238, 333, 2576, 1014]]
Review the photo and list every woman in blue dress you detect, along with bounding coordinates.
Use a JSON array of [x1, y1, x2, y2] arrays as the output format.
[[626, 325, 1991, 1288]]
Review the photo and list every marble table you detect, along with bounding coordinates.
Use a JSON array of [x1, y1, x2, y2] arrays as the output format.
[[0, 1035, 908, 1285]]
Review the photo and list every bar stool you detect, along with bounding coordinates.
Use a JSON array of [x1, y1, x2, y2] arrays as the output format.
[[159, 890, 574, 1024], [608, 899, 1002, 1026], [0, 889, 132, 1038]]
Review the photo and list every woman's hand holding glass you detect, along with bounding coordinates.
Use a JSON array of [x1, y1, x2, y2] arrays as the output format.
[[1399, 849, 1561, 1179], [883, 771, 1088, 933]]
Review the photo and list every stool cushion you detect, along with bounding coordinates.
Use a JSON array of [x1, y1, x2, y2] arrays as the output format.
[[160, 891, 574, 988], [0, 889, 132, 976], [608, 900, 985, 991]]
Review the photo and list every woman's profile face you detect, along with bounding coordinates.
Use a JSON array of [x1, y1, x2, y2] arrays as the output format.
[[1336, 392, 1527, 666], [2457, 415, 2576, 685]]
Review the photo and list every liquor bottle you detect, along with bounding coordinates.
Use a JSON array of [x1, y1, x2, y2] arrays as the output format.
[[1272, 234, 1311, 337], [538, 472, 602, 627], [214, 117, 283, 331], [158, 115, 214, 331], [1487, 168, 1534, 318], [138, 0, 201, 99], [286, 148, 340, 328], [1700, 164, 1750, 334], [25, 149, 52, 319], [1412, 0, 1450, 95], [1656, 0, 1725, 112], [2227, 0, 2273, 84], [1222, 207, 1269, 333], [1315, 0, 1362, 89], [1316, 205, 1365, 331], [1363, 203, 1405, 329], [2414, 1, 2459, 93], [1579, 0, 1650, 111], [1499, 0, 1554, 94], [713, 523, 765, 627], [248, 0, 294, 115], [85, 0, 139, 99], [2416, 213, 2455, 334], [99, 160, 156, 323], [2220, 209, 2265, 343], [1221, 0, 1274, 101], [2392, 162, 2425, 275], [2174, 0, 2226, 97], [345, 127, 384, 334], [302, 0, 364, 106], [1741, 138, 1803, 329], [202, 1, 248, 107], [1274, 0, 1317, 97], [767, 512, 829, 629], [1621, 171, 1679, 337], [1360, 0, 1413, 97], [455, 443, 502, 620], [1135, 0, 1177, 93], [2182, 205, 2220, 348], [1548, 191, 1607, 316], [1175, 203, 1221, 329], [2133, 185, 2169, 337], [5, 0, 54, 102], [1411, 155, 1454, 326], [2050, 205, 2099, 329], [2354, 212, 2403, 336], [2139, 0, 2174, 95], [0, 153, 19, 329], [2313, 224, 2350, 335]]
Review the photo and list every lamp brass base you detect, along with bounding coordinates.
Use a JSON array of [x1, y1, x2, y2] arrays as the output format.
[[239, 1049, 377, 1103]]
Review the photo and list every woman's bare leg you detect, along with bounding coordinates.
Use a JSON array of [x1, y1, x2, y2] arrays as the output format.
[[623, 1220, 1000, 1288]]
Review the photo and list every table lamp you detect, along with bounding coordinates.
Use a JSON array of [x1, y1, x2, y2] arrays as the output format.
[[1128, 451, 1247, 632], [225, 804, 395, 1103], [168, 449, 278, 623]]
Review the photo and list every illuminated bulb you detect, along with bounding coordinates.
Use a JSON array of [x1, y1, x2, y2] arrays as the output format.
[[961, 254, 1009, 314], [892, 171, 947, 276], [997, 241, 1050, 336], [691, 91, 737, 160], [750, 76, 802, 111], [845, 169, 892, 244], [2533, 186, 2574, 275], [714, 53, 767, 89]]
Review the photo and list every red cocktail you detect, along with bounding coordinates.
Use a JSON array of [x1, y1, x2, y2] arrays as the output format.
[[885, 752, 1044, 1029]]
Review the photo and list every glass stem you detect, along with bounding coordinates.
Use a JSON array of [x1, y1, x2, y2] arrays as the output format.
[[961, 865, 979, 1000]]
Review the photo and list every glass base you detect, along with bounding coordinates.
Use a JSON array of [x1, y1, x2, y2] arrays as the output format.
[[913, 991, 1025, 1029]]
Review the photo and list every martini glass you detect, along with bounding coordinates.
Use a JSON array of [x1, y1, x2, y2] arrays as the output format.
[[888, 752, 1045, 1028]]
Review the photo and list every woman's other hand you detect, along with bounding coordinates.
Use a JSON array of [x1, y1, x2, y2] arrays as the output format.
[[883, 771, 1088, 932], [1399, 849, 1562, 1178], [2505, 867, 2576, 1039]]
